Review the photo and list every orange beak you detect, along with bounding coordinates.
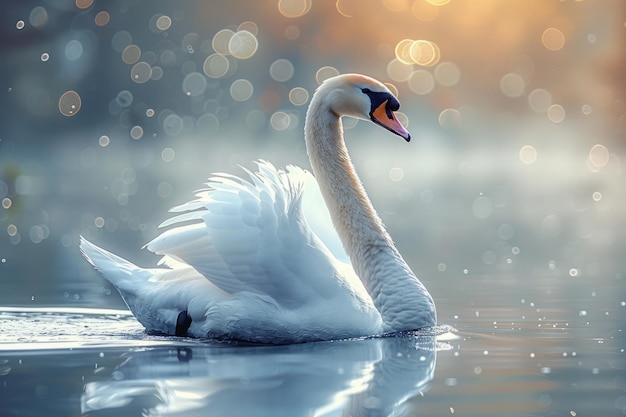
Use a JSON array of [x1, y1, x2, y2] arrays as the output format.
[[371, 100, 411, 142]]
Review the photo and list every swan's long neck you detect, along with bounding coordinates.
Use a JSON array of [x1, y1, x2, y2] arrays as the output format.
[[305, 94, 436, 331]]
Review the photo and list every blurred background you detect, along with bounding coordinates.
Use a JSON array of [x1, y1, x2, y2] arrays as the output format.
[[0, 0, 624, 318]]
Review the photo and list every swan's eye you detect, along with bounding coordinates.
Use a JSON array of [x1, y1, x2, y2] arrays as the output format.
[[387, 97, 400, 112], [361, 88, 372, 94]]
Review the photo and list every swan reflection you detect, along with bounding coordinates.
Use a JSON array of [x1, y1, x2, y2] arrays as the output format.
[[82, 333, 447, 416]]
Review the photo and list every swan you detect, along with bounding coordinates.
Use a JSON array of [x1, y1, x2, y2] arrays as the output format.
[[80, 73, 436, 343]]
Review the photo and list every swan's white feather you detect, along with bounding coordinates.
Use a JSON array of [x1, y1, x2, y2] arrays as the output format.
[[81, 161, 382, 342], [147, 161, 360, 300]]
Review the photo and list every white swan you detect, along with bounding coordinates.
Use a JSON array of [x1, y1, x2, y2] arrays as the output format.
[[80, 73, 436, 343]]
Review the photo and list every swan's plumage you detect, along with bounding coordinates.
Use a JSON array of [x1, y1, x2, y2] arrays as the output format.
[[81, 73, 436, 343]]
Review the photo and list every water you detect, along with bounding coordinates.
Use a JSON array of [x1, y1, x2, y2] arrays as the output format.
[[1, 278, 624, 417]]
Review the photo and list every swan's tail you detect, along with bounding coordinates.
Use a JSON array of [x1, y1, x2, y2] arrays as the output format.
[[79, 236, 153, 294], [79, 236, 197, 336]]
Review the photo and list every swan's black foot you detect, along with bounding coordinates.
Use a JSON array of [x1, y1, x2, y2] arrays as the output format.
[[175, 310, 192, 337]]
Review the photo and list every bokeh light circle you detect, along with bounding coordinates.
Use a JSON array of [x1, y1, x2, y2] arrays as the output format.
[[212, 29, 234, 55], [58, 91, 82, 116], [434, 62, 460, 87], [203, 53, 229, 78], [270, 59, 295, 82], [228, 30, 258, 59], [519, 145, 537, 165], [408, 70, 435, 95], [542, 28, 565, 51], [500, 73, 525, 98], [315, 66, 340, 84], [182, 72, 207, 96], [289, 87, 309, 106], [278, 0, 312, 18], [122, 44, 141, 64], [230, 79, 254, 101], [130, 62, 152, 83]]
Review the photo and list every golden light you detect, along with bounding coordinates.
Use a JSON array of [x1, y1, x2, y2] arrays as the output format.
[[519, 145, 537, 165], [94, 11, 110, 27], [75, 0, 93, 9], [588, 144, 609, 168], [541, 27, 565, 51], [396, 39, 441, 66], [412, 1, 439, 22], [278, 0, 312, 18]]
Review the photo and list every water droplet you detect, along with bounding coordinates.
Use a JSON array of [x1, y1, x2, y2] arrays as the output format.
[[270, 111, 292, 130], [40, 53, 49, 62], [58, 91, 82, 116], [29, 7, 49, 29], [76, 0, 94, 9], [2, 198, 12, 209], [315, 66, 340, 84], [528, 89, 552, 113], [161, 148, 175, 162], [500, 73, 525, 98], [434, 62, 460, 87], [269, 59, 295, 82], [547, 104, 565, 123], [94, 11, 110, 27], [16, 20, 25, 30], [519, 145, 537, 165], [156, 15, 172, 31], [410, 40, 440, 66], [542, 27, 565, 51], [163, 114, 183, 136], [203, 53, 230, 78], [472, 196, 492, 219], [588, 144, 609, 168], [389, 167, 404, 182], [111, 31, 132, 52], [288, 87, 309, 106], [228, 30, 258, 59], [64, 40, 83, 61], [98, 135, 110, 147], [130, 126, 143, 140], [386, 59, 412, 83], [230, 79, 253, 101], [198, 113, 219, 135], [238, 21, 259, 36], [182, 72, 207, 97], [122, 45, 141, 64], [438, 108, 461, 129], [408, 70, 435, 95], [278, 0, 312, 18], [131, 62, 152, 83], [115, 90, 133, 107]]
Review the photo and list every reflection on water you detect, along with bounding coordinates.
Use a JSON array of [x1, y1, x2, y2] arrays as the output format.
[[82, 335, 439, 417], [0, 305, 624, 416], [0, 309, 446, 417]]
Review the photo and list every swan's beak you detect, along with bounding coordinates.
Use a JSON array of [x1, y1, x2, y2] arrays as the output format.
[[371, 100, 411, 142]]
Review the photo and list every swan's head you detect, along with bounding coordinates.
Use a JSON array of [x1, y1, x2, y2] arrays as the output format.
[[319, 73, 411, 142]]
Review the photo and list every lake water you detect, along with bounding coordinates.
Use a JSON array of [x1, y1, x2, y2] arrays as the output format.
[[1, 270, 624, 417]]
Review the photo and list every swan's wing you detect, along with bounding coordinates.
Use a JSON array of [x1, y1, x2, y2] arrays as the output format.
[[146, 160, 364, 306]]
